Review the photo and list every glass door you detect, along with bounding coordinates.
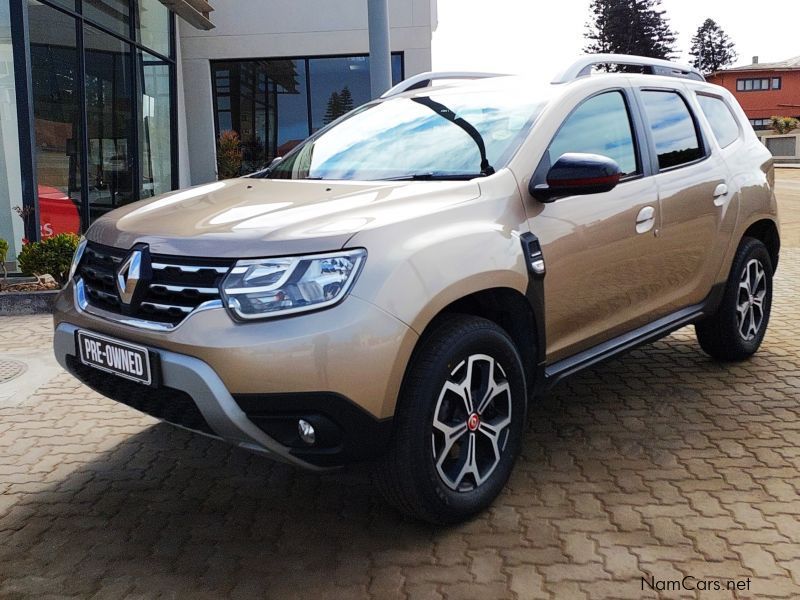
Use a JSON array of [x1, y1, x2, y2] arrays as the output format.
[[84, 24, 135, 221]]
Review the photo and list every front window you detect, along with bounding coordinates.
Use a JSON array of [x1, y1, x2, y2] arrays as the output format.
[[265, 90, 543, 181]]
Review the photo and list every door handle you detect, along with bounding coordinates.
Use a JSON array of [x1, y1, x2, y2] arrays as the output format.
[[635, 206, 655, 234], [713, 183, 728, 206]]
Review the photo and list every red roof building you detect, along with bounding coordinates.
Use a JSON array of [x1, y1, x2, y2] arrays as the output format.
[[708, 55, 800, 130]]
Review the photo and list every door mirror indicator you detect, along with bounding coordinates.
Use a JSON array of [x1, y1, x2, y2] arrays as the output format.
[[531, 153, 622, 202]]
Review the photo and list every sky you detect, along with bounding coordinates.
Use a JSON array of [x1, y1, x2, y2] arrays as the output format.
[[432, 0, 799, 77]]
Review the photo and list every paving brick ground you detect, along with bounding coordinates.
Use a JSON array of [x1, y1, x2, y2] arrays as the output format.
[[1, 171, 799, 599]]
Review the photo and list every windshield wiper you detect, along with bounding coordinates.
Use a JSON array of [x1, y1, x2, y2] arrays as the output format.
[[379, 173, 486, 181], [411, 97, 495, 176]]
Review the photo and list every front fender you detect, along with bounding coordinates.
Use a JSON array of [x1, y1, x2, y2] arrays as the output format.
[[348, 171, 531, 335]]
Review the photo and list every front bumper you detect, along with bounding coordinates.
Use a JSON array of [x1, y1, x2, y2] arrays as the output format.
[[53, 279, 419, 469], [55, 322, 394, 469]]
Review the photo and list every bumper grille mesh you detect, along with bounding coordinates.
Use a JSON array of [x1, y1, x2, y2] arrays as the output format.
[[67, 356, 216, 435]]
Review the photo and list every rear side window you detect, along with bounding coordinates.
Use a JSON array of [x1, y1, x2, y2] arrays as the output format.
[[640, 91, 703, 170], [696, 95, 740, 148], [547, 91, 639, 176]]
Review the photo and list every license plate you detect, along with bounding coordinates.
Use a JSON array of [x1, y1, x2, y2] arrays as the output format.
[[76, 330, 153, 386]]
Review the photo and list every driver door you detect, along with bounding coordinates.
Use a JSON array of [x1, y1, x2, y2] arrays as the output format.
[[526, 89, 662, 362]]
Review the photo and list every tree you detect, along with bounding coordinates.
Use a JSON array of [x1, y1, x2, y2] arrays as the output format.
[[689, 18, 737, 74], [339, 86, 354, 113], [323, 91, 342, 125], [323, 87, 354, 125], [585, 0, 677, 63]]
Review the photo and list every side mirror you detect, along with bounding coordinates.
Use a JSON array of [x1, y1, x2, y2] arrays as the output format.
[[530, 152, 622, 202]]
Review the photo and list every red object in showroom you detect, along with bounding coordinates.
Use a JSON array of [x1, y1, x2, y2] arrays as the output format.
[[37, 185, 80, 237]]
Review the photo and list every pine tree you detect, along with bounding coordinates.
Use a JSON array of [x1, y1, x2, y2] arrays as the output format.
[[339, 86, 354, 113], [689, 19, 737, 75], [323, 91, 342, 125], [585, 0, 677, 64]]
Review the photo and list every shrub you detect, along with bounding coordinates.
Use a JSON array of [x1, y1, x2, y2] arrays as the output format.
[[770, 116, 799, 135], [217, 130, 243, 180], [17, 233, 80, 286]]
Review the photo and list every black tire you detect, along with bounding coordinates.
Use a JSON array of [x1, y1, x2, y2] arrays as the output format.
[[374, 314, 527, 524], [695, 237, 773, 361]]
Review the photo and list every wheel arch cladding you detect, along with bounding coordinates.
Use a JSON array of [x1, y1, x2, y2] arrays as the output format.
[[411, 287, 540, 396], [742, 219, 780, 271]]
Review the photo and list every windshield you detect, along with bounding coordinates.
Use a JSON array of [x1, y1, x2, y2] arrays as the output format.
[[263, 89, 544, 181]]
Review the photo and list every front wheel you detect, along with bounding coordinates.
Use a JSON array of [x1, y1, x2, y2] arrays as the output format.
[[695, 237, 773, 361], [374, 315, 527, 524]]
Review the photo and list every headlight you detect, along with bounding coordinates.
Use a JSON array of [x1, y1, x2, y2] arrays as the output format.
[[69, 236, 87, 281], [221, 249, 366, 320]]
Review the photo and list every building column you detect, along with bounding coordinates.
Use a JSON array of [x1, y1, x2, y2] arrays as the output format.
[[367, 0, 392, 98]]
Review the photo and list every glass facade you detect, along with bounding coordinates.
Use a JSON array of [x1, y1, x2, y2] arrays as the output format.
[[212, 54, 403, 173], [7, 0, 176, 249], [0, 0, 23, 261]]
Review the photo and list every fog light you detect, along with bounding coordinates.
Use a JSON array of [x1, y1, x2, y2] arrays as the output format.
[[298, 419, 316, 445]]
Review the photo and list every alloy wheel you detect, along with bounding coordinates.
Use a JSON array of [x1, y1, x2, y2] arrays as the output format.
[[736, 258, 767, 341], [431, 354, 513, 492]]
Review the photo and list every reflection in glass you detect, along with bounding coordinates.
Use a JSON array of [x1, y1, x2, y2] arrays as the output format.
[[308, 55, 403, 132], [547, 91, 638, 176], [29, 1, 83, 236], [83, 0, 130, 38], [697, 95, 739, 149], [212, 54, 403, 175], [84, 24, 135, 219], [268, 90, 542, 181], [137, 0, 170, 57], [641, 91, 702, 170], [138, 50, 172, 197], [0, 0, 24, 256], [213, 59, 308, 173]]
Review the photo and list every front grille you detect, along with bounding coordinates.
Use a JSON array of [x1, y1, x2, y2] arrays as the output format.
[[78, 241, 233, 327], [67, 356, 216, 435]]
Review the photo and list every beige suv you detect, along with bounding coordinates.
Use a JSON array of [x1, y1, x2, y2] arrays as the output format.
[[54, 55, 780, 523]]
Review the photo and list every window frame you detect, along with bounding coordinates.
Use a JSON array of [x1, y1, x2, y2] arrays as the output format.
[[634, 86, 709, 174], [11, 0, 178, 242], [209, 52, 406, 173], [695, 92, 742, 150], [533, 87, 647, 192], [736, 76, 782, 92]]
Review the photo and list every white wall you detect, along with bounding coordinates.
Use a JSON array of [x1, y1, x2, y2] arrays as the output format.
[[178, 0, 435, 184]]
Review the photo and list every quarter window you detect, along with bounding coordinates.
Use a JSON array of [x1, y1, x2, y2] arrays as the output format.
[[546, 91, 639, 176], [696, 95, 739, 148], [640, 91, 703, 170]]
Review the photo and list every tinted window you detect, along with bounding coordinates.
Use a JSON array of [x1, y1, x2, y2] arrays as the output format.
[[547, 91, 638, 176], [641, 91, 703, 170], [697, 95, 739, 148]]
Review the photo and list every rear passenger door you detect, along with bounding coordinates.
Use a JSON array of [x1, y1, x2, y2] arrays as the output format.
[[636, 88, 731, 312]]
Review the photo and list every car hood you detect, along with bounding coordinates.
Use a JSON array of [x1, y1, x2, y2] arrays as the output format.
[[87, 177, 482, 258]]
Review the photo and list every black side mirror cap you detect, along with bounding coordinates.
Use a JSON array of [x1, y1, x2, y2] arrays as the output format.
[[530, 152, 622, 202]]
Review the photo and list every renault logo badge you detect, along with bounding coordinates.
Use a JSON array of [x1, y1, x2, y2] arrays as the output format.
[[116, 250, 143, 305]]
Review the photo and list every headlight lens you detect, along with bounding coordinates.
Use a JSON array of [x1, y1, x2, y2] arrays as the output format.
[[68, 236, 87, 281], [221, 249, 366, 320]]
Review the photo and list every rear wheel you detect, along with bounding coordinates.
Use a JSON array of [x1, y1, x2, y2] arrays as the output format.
[[374, 315, 527, 524], [695, 237, 773, 361]]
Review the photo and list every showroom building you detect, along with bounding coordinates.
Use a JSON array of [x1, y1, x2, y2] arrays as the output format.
[[0, 0, 436, 269]]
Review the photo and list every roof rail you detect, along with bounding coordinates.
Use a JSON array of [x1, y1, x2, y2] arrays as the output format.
[[552, 54, 704, 84], [380, 71, 507, 99]]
